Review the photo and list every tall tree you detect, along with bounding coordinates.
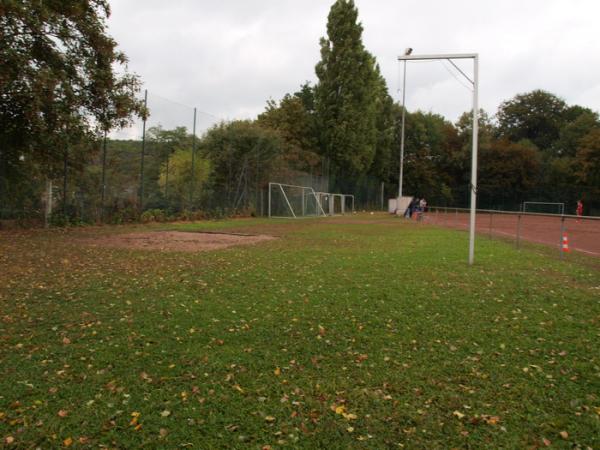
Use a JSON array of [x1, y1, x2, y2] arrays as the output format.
[[496, 90, 567, 152], [0, 1, 143, 182], [314, 0, 379, 177]]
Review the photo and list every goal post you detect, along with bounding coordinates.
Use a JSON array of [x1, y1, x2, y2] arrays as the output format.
[[522, 201, 565, 215]]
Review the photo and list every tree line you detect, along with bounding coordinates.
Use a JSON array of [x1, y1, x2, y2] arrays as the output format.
[[1, 0, 598, 224]]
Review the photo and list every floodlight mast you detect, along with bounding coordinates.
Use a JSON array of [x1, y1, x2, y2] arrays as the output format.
[[397, 52, 479, 265], [398, 47, 412, 199]]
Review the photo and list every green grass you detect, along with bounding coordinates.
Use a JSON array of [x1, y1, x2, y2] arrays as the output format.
[[1, 214, 599, 449]]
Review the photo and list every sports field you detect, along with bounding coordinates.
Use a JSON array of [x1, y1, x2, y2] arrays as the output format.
[[1, 214, 599, 448]]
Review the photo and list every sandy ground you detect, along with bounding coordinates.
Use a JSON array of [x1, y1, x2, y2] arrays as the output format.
[[80, 231, 275, 252]]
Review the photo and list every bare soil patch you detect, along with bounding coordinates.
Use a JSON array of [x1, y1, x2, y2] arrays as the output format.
[[80, 231, 275, 252]]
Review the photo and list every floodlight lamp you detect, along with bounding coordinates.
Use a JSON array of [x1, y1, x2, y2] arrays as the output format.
[[404, 48, 413, 55]]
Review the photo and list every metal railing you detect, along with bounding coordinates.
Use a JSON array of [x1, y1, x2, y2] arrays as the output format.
[[426, 206, 600, 258]]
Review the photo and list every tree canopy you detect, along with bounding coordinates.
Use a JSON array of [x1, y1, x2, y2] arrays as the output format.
[[0, 0, 143, 175]]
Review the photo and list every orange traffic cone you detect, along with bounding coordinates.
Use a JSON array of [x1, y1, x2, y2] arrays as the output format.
[[562, 234, 570, 253]]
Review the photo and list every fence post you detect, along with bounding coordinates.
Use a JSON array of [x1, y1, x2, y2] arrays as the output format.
[[139, 89, 148, 212], [268, 182, 272, 218], [63, 151, 68, 216], [190, 107, 197, 207], [516, 213, 522, 249], [559, 215, 565, 260], [489, 211, 493, 240], [45, 178, 53, 227], [101, 130, 107, 222]]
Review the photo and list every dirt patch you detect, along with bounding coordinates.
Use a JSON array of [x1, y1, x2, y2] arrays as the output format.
[[80, 231, 275, 252]]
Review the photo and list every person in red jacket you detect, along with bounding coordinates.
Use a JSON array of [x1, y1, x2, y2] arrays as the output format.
[[576, 199, 583, 221]]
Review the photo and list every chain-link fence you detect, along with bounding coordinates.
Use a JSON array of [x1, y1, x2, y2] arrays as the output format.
[[0, 90, 398, 227], [425, 206, 600, 258]]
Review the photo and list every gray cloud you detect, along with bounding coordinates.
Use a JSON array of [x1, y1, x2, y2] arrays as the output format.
[[107, 0, 600, 138]]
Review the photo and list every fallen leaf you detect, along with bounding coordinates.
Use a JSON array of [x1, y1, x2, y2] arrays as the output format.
[[347, 426, 354, 433], [5, 436, 15, 445], [57, 410, 68, 418], [62, 337, 71, 345], [265, 416, 276, 423], [559, 431, 568, 439], [63, 437, 73, 447], [274, 367, 281, 376], [453, 410, 465, 420], [542, 437, 551, 446], [160, 410, 171, 418], [355, 354, 368, 363], [335, 405, 346, 415]]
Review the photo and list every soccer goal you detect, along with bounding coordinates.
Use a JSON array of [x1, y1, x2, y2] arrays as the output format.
[[522, 201, 565, 215], [268, 183, 326, 218], [268, 183, 355, 218]]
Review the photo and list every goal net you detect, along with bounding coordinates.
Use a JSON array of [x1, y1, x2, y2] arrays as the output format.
[[522, 202, 565, 215], [268, 183, 326, 218], [316, 192, 355, 215]]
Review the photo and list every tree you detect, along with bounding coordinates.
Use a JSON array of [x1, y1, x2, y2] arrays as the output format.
[[553, 110, 600, 157], [400, 111, 458, 204], [576, 129, 600, 187], [496, 90, 567, 152], [314, 0, 380, 177], [147, 126, 190, 198], [0, 1, 143, 196], [478, 139, 541, 208], [158, 148, 210, 211], [257, 94, 321, 173], [200, 121, 286, 212]]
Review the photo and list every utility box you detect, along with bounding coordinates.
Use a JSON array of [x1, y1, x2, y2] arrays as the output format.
[[389, 196, 413, 215]]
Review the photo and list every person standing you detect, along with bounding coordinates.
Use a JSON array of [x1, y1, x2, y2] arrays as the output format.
[[576, 199, 583, 221]]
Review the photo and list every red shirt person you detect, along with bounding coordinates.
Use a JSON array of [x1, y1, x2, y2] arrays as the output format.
[[576, 200, 583, 217]]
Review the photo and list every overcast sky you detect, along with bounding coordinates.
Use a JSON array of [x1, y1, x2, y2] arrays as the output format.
[[107, 0, 600, 136]]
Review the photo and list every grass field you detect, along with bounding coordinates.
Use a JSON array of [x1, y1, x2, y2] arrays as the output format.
[[1, 214, 599, 449]]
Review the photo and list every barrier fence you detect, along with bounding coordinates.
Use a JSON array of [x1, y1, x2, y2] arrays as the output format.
[[426, 206, 600, 258]]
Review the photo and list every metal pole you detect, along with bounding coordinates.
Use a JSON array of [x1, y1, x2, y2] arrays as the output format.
[[139, 89, 148, 211], [468, 55, 479, 265], [516, 213, 522, 249], [268, 182, 272, 218], [560, 216, 565, 260], [45, 178, 53, 227], [399, 60, 407, 199], [63, 151, 68, 216], [381, 181, 384, 211], [101, 130, 107, 222], [489, 211, 493, 240], [190, 107, 197, 205]]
